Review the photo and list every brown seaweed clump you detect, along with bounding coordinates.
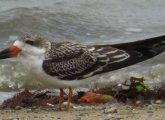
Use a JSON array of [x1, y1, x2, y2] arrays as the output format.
[[0, 90, 58, 109], [94, 77, 165, 103]]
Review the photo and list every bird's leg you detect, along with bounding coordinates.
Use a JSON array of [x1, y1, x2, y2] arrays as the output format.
[[58, 88, 64, 111], [65, 88, 73, 111]]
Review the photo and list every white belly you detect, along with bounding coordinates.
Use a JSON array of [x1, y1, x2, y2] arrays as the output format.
[[21, 55, 93, 88]]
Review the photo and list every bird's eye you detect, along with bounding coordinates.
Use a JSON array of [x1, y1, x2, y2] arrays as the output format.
[[25, 40, 34, 45]]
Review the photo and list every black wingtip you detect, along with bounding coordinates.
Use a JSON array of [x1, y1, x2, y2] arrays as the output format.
[[92, 35, 165, 75]]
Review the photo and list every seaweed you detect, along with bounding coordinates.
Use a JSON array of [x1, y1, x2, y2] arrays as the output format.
[[1, 77, 165, 109], [0, 90, 58, 109]]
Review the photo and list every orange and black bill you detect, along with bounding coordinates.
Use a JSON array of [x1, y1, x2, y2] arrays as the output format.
[[0, 46, 21, 59]]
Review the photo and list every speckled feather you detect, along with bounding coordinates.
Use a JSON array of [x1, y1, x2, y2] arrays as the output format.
[[42, 41, 129, 80]]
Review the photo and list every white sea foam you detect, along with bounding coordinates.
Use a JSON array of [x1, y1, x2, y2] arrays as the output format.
[[0, 0, 165, 93]]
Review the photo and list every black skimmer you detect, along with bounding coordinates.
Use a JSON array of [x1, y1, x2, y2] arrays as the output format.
[[0, 34, 165, 110]]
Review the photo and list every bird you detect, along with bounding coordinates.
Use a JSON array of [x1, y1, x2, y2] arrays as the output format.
[[0, 34, 165, 110]]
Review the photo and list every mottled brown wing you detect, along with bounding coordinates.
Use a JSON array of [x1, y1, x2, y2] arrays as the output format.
[[42, 42, 130, 80], [42, 42, 99, 80]]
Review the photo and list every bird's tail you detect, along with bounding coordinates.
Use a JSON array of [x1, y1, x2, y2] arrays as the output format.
[[90, 35, 165, 74]]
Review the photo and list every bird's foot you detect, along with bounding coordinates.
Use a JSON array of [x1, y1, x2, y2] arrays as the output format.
[[57, 88, 73, 111], [64, 88, 73, 111]]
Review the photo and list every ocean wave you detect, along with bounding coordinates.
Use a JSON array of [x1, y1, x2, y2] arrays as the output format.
[[0, 7, 121, 44], [0, 0, 165, 91]]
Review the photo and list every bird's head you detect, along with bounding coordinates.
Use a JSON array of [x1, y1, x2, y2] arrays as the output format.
[[0, 34, 50, 59]]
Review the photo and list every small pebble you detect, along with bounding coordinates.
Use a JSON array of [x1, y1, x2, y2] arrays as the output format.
[[15, 106, 22, 110], [136, 100, 142, 104], [155, 100, 163, 104], [107, 114, 112, 117], [62, 102, 74, 108], [147, 105, 154, 110], [46, 103, 54, 107], [104, 108, 117, 114]]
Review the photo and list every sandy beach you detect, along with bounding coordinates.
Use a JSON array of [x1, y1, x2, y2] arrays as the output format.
[[0, 104, 165, 120]]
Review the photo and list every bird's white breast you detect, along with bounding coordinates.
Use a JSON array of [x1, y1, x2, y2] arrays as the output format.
[[20, 54, 93, 88]]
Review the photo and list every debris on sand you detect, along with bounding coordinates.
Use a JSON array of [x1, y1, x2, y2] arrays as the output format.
[[94, 77, 165, 105], [78, 92, 117, 104], [94, 77, 149, 102], [1, 77, 165, 109], [0, 90, 58, 109]]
